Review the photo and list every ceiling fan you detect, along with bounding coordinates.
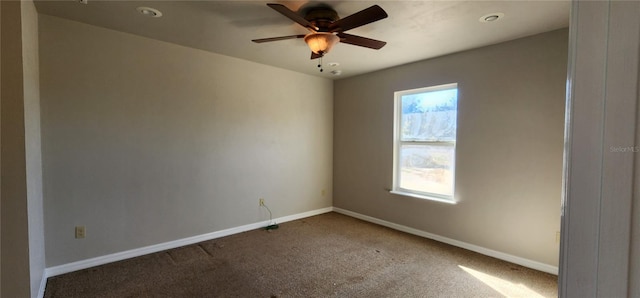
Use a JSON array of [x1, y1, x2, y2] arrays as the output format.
[[252, 3, 388, 60]]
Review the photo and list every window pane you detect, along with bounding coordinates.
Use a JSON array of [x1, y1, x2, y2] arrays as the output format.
[[401, 88, 457, 142], [398, 144, 454, 196]]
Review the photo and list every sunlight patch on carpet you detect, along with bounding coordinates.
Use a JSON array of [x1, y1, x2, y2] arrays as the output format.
[[458, 265, 545, 298]]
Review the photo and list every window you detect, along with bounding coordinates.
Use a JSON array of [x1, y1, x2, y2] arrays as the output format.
[[392, 83, 458, 203]]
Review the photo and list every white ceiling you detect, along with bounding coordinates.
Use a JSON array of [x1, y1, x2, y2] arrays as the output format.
[[34, 0, 570, 79]]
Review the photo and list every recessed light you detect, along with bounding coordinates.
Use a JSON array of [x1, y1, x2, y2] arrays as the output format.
[[137, 7, 162, 18], [479, 13, 504, 23]]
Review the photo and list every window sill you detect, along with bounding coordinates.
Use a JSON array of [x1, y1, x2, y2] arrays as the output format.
[[389, 190, 457, 205]]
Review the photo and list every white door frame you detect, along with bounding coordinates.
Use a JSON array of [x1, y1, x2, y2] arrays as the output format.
[[560, 1, 640, 296]]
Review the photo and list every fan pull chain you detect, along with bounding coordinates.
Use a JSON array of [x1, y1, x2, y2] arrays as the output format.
[[318, 56, 324, 72]]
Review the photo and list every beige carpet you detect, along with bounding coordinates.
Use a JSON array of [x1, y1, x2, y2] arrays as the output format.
[[45, 212, 557, 297]]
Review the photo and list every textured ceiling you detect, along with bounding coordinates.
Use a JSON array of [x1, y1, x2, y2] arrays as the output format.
[[34, 0, 570, 79]]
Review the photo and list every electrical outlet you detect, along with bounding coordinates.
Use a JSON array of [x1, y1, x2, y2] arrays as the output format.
[[75, 226, 86, 239], [259, 198, 265, 206]]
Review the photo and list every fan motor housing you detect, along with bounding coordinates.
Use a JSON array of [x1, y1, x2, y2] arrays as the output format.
[[304, 7, 339, 31]]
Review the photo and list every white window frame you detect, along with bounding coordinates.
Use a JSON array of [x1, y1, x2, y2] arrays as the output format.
[[391, 83, 458, 204]]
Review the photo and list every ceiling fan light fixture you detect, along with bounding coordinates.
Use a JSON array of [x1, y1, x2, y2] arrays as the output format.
[[304, 33, 340, 55]]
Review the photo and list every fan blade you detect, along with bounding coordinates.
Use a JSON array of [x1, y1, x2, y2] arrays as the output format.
[[252, 35, 306, 43], [267, 3, 318, 31], [311, 52, 323, 60], [329, 5, 388, 33], [337, 33, 386, 49]]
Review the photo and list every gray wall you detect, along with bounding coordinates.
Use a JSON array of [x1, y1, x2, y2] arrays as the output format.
[[0, 2, 31, 296], [1, 0, 46, 297], [334, 29, 567, 267], [39, 15, 333, 267], [1, 0, 3, 292]]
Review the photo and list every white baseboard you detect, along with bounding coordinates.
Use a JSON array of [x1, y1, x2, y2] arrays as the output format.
[[333, 207, 559, 275], [37, 268, 48, 298], [44, 206, 333, 280]]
